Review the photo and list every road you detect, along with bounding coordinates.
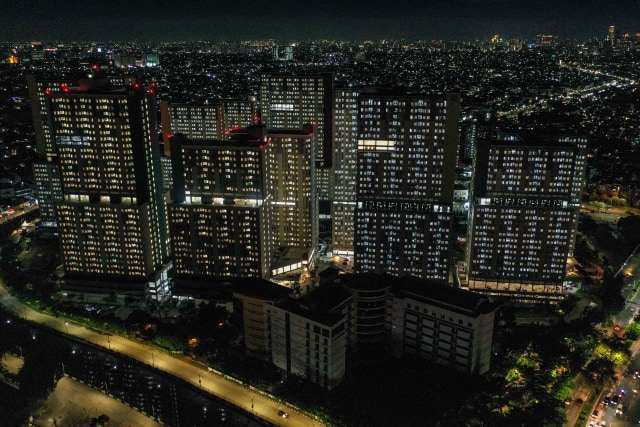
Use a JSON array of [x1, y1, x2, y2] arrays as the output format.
[[585, 356, 640, 427], [593, 245, 640, 426], [0, 284, 323, 427]]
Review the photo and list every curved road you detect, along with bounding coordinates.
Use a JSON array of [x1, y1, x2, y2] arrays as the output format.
[[0, 284, 323, 427]]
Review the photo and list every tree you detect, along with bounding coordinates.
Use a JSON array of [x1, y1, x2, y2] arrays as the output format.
[[618, 214, 640, 249], [625, 322, 640, 340], [598, 272, 625, 313]]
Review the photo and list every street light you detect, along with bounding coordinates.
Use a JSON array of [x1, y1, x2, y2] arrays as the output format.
[[198, 373, 202, 387], [64, 321, 69, 334]]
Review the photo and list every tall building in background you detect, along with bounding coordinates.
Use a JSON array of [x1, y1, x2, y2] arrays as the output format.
[[331, 88, 361, 254], [160, 102, 225, 149], [354, 91, 461, 280], [608, 25, 618, 49], [466, 136, 587, 302], [260, 72, 333, 228], [29, 41, 45, 63], [46, 78, 170, 299], [168, 127, 272, 281], [160, 99, 257, 156]]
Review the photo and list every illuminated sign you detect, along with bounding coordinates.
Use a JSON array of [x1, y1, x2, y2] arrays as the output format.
[[357, 200, 451, 213], [489, 197, 566, 208]]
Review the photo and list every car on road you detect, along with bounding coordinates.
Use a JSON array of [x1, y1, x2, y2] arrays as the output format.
[[616, 404, 624, 415], [591, 409, 599, 418], [611, 395, 620, 405], [575, 397, 584, 406], [603, 396, 611, 406], [278, 410, 289, 418]]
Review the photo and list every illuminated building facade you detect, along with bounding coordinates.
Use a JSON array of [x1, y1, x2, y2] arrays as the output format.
[[27, 76, 75, 226], [331, 88, 360, 253], [160, 102, 225, 151], [354, 92, 461, 280], [260, 72, 333, 214], [32, 162, 62, 225], [46, 78, 170, 298], [466, 137, 587, 302], [168, 128, 272, 279], [267, 126, 318, 272], [168, 124, 317, 282], [222, 99, 257, 131], [160, 100, 257, 155]]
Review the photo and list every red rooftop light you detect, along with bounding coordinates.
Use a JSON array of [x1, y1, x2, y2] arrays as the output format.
[[44, 89, 51, 95], [133, 82, 141, 89]]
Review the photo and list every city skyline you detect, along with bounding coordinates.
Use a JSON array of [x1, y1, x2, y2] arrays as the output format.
[[1, 0, 638, 41]]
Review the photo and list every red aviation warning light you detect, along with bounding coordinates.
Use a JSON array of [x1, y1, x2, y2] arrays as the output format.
[[44, 89, 51, 95]]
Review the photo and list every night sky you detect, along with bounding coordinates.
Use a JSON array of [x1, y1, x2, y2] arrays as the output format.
[[1, 0, 639, 41]]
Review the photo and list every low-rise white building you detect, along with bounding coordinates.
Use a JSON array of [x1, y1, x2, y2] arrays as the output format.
[[265, 284, 352, 389], [386, 277, 496, 375]]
